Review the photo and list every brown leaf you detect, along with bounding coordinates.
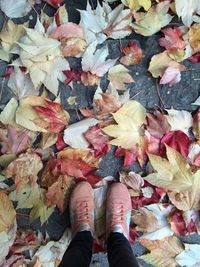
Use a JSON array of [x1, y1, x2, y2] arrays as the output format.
[[4, 151, 43, 192], [146, 110, 171, 139], [61, 37, 87, 57], [0, 191, 16, 232], [46, 175, 75, 213], [119, 41, 144, 66], [38, 132, 58, 149]]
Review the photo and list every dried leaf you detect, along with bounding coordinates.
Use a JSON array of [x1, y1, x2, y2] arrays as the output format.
[[5, 151, 43, 192], [132, 1, 173, 36], [175, 243, 200, 267], [102, 101, 146, 149], [139, 236, 184, 267], [119, 41, 144, 66], [189, 23, 200, 52], [122, 0, 151, 11], [120, 171, 144, 196], [108, 64, 134, 91], [175, 0, 200, 26], [0, 0, 32, 18], [160, 66, 182, 85], [0, 98, 18, 126]]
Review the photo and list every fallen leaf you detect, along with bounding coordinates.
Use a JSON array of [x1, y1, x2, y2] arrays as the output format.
[[120, 171, 144, 196], [13, 27, 69, 95], [158, 27, 186, 51], [175, 243, 200, 267], [108, 64, 134, 91], [189, 23, 200, 52], [148, 51, 186, 78], [7, 67, 38, 100], [63, 69, 81, 85], [119, 41, 144, 66], [84, 125, 111, 157], [5, 151, 43, 192], [0, 20, 25, 61], [43, 0, 64, 8], [168, 208, 186, 236], [188, 52, 200, 63], [0, 0, 32, 18], [160, 131, 191, 158], [175, 0, 200, 26], [132, 1, 173, 36], [102, 100, 146, 149], [122, 0, 151, 11], [166, 108, 193, 136], [144, 145, 200, 192], [0, 191, 16, 233], [0, 98, 18, 126], [63, 118, 99, 149], [16, 96, 70, 133], [139, 236, 184, 267], [160, 66, 182, 85], [81, 42, 117, 80], [38, 132, 58, 149], [146, 110, 171, 139], [188, 143, 200, 167], [193, 108, 200, 140], [46, 175, 75, 213]]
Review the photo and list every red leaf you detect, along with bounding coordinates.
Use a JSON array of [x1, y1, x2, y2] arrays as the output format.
[[43, 0, 64, 8], [158, 27, 186, 50], [168, 208, 186, 236], [63, 69, 81, 85], [81, 71, 100, 86], [32, 98, 69, 133], [3, 66, 14, 78], [188, 52, 200, 63], [56, 133, 68, 151], [115, 147, 137, 167], [160, 131, 191, 158], [119, 41, 144, 66]]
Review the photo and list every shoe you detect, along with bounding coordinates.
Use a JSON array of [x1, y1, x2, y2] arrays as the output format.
[[106, 183, 132, 239], [70, 181, 94, 236]]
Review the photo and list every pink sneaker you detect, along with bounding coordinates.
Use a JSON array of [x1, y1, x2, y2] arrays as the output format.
[[70, 181, 94, 236], [106, 183, 132, 239]]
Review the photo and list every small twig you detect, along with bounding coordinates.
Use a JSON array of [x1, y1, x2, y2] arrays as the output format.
[[194, 78, 200, 81], [155, 80, 165, 109], [130, 90, 144, 99]]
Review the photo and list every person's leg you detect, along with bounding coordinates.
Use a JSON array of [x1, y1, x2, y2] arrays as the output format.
[[59, 231, 93, 267], [106, 183, 139, 267], [59, 182, 94, 267], [107, 232, 139, 267]]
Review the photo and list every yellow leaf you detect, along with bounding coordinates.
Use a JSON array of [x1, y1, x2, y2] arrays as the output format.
[[132, 2, 173, 36], [0, 20, 25, 61], [102, 100, 146, 149], [144, 146, 199, 192], [108, 64, 134, 91], [139, 236, 184, 267], [0, 191, 16, 233], [122, 0, 151, 11], [0, 98, 18, 126], [148, 51, 186, 78], [189, 23, 200, 52]]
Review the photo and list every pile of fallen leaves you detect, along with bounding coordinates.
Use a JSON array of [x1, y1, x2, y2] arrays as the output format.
[[0, 0, 200, 266]]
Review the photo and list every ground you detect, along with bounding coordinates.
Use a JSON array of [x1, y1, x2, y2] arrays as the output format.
[[0, 0, 200, 266]]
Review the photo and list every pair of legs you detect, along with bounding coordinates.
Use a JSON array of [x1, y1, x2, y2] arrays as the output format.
[[59, 182, 139, 267]]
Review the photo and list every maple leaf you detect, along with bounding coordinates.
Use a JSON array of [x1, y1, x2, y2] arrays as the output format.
[[122, 0, 151, 11], [166, 108, 193, 136], [188, 143, 200, 167], [46, 175, 75, 213], [43, 0, 64, 8], [16, 96, 70, 133], [0, 126, 29, 155], [102, 100, 146, 149], [132, 1, 173, 36], [119, 41, 144, 66], [139, 236, 184, 267], [160, 131, 191, 158], [0, 0, 32, 18], [120, 171, 144, 196], [148, 51, 186, 79], [50, 23, 87, 57], [108, 64, 134, 91], [160, 66, 182, 85], [84, 125, 111, 157], [188, 52, 200, 63], [81, 42, 117, 86], [132, 204, 173, 238], [12, 27, 69, 96], [4, 151, 43, 192], [189, 23, 200, 52], [38, 132, 58, 150], [175, 0, 200, 26], [63, 118, 99, 149], [176, 243, 200, 267], [0, 20, 25, 62], [144, 145, 200, 193], [7, 67, 39, 100], [63, 69, 81, 85], [193, 108, 200, 140], [168, 208, 186, 236], [146, 110, 171, 139], [0, 191, 16, 233], [158, 27, 186, 51], [79, 2, 132, 45]]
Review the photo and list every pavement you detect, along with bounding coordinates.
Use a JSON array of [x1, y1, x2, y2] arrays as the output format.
[[0, 0, 200, 266]]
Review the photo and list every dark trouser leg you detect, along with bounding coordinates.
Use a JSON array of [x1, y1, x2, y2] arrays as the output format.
[[107, 232, 139, 267], [59, 231, 93, 267]]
